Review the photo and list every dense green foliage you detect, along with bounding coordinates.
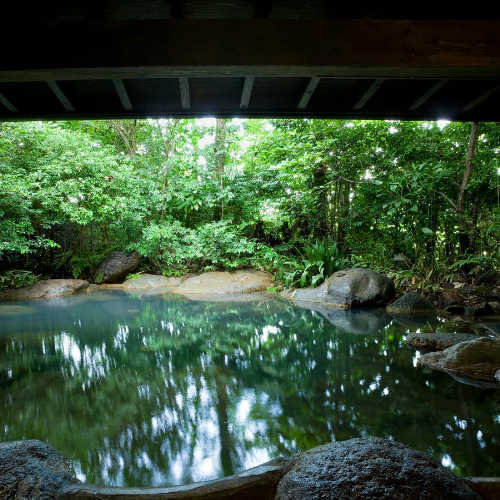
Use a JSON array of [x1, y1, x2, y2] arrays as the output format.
[[0, 118, 498, 288]]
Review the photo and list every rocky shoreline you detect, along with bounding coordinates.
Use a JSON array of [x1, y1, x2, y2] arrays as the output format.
[[2, 438, 498, 499], [1, 264, 498, 386]]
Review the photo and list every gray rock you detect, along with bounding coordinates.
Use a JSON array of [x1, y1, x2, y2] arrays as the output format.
[[0, 279, 88, 302], [175, 269, 273, 297], [406, 333, 477, 351], [418, 336, 500, 382], [122, 273, 183, 289], [94, 251, 140, 284], [283, 268, 394, 310], [387, 292, 434, 314], [275, 437, 480, 500], [0, 439, 79, 498]]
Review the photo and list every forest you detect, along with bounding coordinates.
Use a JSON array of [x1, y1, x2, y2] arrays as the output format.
[[0, 118, 498, 292]]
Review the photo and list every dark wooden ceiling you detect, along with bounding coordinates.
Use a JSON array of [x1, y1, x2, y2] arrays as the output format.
[[1, 1, 500, 121]]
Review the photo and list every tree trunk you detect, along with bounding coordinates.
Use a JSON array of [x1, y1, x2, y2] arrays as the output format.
[[312, 163, 329, 238], [108, 119, 137, 155], [156, 119, 180, 220], [426, 193, 439, 268], [214, 118, 227, 220], [456, 122, 480, 255]]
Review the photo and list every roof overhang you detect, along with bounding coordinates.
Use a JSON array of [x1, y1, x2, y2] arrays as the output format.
[[1, 18, 500, 121]]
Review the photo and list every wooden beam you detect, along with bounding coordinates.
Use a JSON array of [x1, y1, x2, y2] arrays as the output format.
[[462, 84, 500, 112], [3, 107, 500, 122], [354, 79, 383, 110], [255, 1, 272, 18], [297, 77, 320, 109], [240, 76, 254, 109], [0, 91, 17, 112], [112, 79, 132, 110], [167, 0, 183, 19], [47, 81, 74, 111], [1, 20, 500, 82], [409, 79, 448, 111], [179, 77, 190, 109]]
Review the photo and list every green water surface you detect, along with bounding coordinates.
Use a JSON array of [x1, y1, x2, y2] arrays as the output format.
[[0, 291, 498, 486]]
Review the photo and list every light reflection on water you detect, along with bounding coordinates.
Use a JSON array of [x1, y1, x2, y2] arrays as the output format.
[[0, 291, 499, 486]]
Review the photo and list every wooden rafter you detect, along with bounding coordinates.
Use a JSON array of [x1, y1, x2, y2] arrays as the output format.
[[297, 77, 320, 109], [112, 79, 132, 110], [354, 79, 383, 110], [462, 84, 500, 112], [409, 79, 448, 111], [0, 91, 17, 112], [179, 77, 190, 109], [47, 81, 74, 111], [240, 77, 255, 109]]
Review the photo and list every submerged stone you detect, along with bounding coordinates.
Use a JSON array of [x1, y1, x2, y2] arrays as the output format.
[[406, 333, 477, 351], [418, 336, 500, 382], [275, 437, 480, 500]]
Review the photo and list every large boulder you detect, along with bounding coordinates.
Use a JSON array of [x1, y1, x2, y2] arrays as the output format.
[[94, 251, 140, 284], [418, 337, 500, 382], [0, 279, 88, 301], [387, 292, 434, 314], [283, 268, 394, 309], [175, 269, 272, 297], [121, 273, 183, 290], [406, 333, 477, 351], [0, 440, 79, 498], [275, 437, 480, 500]]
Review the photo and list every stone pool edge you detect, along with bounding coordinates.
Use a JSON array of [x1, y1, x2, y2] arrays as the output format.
[[61, 457, 291, 499], [62, 469, 500, 500], [2, 439, 500, 499]]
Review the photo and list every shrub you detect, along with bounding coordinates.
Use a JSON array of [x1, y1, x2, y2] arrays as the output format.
[[0, 270, 39, 290], [132, 219, 257, 274]]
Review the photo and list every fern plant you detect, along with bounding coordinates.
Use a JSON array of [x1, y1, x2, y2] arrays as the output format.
[[280, 239, 349, 288]]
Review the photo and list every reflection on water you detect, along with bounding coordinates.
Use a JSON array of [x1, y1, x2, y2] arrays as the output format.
[[0, 291, 499, 486]]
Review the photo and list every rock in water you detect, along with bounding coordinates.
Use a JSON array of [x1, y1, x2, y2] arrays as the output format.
[[283, 268, 394, 309], [406, 333, 477, 351], [94, 251, 140, 283], [387, 292, 434, 314], [0, 279, 88, 301], [275, 437, 480, 500], [418, 337, 500, 382], [122, 273, 183, 289], [0, 440, 79, 498], [175, 269, 272, 296]]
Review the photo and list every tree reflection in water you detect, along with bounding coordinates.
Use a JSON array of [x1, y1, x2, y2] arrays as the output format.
[[0, 291, 498, 486]]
